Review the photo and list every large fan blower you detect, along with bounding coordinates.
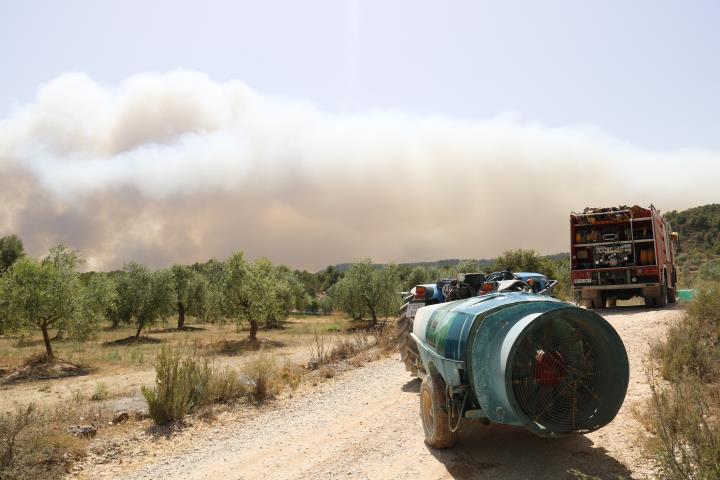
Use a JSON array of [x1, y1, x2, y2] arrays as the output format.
[[411, 292, 629, 447]]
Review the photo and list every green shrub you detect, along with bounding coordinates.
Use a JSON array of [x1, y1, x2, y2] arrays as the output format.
[[142, 347, 212, 425], [206, 366, 244, 404], [242, 352, 279, 401], [642, 375, 719, 480], [652, 282, 720, 382]]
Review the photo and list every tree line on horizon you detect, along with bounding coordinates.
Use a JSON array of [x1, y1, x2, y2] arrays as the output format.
[[0, 233, 577, 360]]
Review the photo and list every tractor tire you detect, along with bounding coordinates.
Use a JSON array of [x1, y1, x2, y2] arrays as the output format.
[[420, 374, 458, 449], [396, 301, 419, 375]]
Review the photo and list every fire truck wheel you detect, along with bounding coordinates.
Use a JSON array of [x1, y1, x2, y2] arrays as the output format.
[[420, 374, 458, 449], [666, 273, 677, 304], [656, 283, 668, 307]]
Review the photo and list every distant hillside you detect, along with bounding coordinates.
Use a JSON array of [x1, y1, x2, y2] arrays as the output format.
[[333, 253, 570, 273], [333, 258, 492, 272], [664, 203, 720, 284]]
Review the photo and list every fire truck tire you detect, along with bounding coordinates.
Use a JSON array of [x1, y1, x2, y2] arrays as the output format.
[[656, 283, 668, 307], [396, 302, 419, 375], [666, 273, 677, 304], [582, 292, 604, 309], [420, 374, 458, 449], [645, 285, 668, 308]]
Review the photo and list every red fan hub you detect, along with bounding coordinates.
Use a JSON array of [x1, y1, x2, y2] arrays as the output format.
[[533, 351, 565, 387]]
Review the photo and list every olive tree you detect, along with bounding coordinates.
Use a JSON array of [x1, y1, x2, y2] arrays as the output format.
[[170, 265, 208, 330], [405, 266, 431, 290], [80, 273, 119, 337], [0, 235, 24, 275], [117, 262, 173, 337], [492, 249, 546, 273], [194, 259, 227, 323], [330, 260, 401, 326], [0, 235, 24, 335], [0, 245, 102, 358], [224, 252, 294, 341]]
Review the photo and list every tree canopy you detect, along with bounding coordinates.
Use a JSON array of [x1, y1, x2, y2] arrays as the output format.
[[0, 234, 24, 275], [224, 252, 298, 341], [116, 262, 174, 337], [170, 264, 208, 330], [0, 245, 103, 357], [330, 259, 401, 325]]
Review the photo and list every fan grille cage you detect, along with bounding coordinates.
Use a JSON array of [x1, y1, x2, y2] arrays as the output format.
[[509, 317, 610, 434]]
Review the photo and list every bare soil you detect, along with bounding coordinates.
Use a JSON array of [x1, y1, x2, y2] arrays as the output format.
[[0, 355, 88, 385], [70, 306, 681, 480]]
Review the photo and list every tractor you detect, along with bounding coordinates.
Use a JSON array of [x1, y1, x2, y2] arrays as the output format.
[[397, 269, 557, 375]]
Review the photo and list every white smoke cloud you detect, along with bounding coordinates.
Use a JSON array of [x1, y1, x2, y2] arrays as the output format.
[[0, 71, 718, 270]]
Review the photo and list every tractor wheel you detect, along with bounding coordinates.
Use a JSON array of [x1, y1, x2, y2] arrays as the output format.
[[420, 374, 458, 449], [396, 301, 419, 375]]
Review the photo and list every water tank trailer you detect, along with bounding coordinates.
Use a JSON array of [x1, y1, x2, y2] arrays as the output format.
[[411, 292, 629, 448]]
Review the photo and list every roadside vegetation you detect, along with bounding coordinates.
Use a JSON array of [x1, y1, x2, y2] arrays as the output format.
[[638, 282, 720, 479]]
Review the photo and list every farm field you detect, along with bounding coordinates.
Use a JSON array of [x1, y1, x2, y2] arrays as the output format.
[[0, 313, 355, 413], [68, 306, 682, 480]]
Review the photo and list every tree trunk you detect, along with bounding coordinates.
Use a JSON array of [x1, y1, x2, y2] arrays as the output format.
[[41, 324, 54, 359], [52, 326, 64, 341], [177, 302, 186, 330], [135, 321, 144, 338], [369, 308, 378, 327], [111, 317, 120, 329], [249, 319, 258, 342]]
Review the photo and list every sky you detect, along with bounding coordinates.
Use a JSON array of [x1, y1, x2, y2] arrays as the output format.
[[0, 0, 719, 271]]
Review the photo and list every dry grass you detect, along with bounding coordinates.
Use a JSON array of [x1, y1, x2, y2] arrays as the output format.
[[0, 314, 350, 374], [0, 394, 119, 480]]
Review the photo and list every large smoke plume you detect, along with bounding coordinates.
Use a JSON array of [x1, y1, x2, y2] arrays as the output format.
[[0, 71, 717, 270]]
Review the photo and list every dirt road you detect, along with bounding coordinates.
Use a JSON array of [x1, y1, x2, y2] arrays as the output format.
[[78, 306, 680, 480]]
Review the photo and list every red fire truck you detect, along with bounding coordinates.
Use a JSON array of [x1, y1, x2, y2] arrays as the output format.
[[570, 205, 678, 308]]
